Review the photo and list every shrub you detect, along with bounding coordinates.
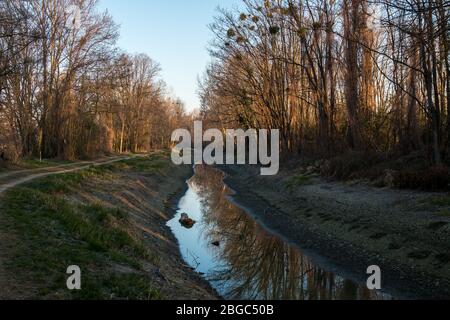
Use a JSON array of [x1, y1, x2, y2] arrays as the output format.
[[321, 151, 384, 180], [395, 165, 450, 191], [0, 145, 20, 164]]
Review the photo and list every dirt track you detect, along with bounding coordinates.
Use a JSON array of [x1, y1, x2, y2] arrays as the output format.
[[0, 156, 135, 195]]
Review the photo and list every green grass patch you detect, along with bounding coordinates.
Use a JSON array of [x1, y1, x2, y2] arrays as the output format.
[[105, 154, 170, 174], [98, 273, 163, 300], [26, 166, 112, 194], [1, 159, 71, 172], [284, 174, 312, 189], [424, 196, 450, 207], [19, 159, 74, 169], [437, 209, 450, 217], [0, 187, 159, 299]]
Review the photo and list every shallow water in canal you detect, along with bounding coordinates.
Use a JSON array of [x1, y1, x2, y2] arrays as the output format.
[[167, 165, 391, 300]]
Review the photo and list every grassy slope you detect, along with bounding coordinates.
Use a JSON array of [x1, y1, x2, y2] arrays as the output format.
[[0, 152, 209, 300]]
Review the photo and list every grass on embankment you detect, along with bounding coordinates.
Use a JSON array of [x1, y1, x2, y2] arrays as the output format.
[[284, 173, 313, 190], [0, 159, 74, 173], [0, 152, 172, 299], [417, 195, 450, 217]]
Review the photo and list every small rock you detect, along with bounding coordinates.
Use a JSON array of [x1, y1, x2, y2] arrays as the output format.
[[211, 241, 220, 247], [179, 213, 196, 229]]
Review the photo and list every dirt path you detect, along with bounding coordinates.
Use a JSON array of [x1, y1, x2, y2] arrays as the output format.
[[220, 165, 450, 299], [0, 161, 88, 180], [0, 156, 136, 195]]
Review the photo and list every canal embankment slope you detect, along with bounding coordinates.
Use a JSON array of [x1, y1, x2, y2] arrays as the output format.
[[0, 152, 216, 299]]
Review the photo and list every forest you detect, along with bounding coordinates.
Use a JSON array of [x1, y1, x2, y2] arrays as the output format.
[[0, 0, 188, 162], [1, 0, 449, 190], [199, 0, 450, 189]]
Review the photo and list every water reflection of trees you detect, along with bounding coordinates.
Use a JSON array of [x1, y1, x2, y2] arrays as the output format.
[[190, 165, 389, 300]]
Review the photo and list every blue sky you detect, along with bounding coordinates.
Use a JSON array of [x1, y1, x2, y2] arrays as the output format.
[[98, 0, 241, 112]]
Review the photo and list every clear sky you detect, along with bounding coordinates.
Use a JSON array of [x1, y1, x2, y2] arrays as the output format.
[[98, 0, 241, 112]]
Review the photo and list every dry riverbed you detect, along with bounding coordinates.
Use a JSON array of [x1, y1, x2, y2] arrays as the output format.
[[0, 152, 216, 299], [219, 165, 450, 299]]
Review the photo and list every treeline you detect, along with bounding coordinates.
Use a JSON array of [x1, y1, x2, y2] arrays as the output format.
[[0, 0, 186, 161], [200, 0, 449, 166]]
